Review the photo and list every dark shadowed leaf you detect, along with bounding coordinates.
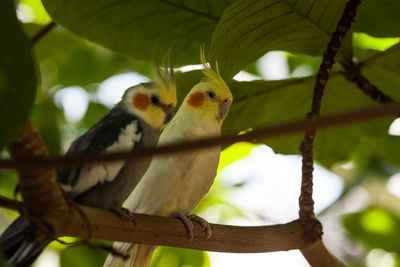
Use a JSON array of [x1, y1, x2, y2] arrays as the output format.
[[209, 0, 348, 78], [82, 102, 111, 129], [42, 0, 235, 66], [30, 94, 63, 156], [24, 24, 136, 88], [355, 0, 400, 38], [0, 1, 36, 149], [60, 242, 108, 267]]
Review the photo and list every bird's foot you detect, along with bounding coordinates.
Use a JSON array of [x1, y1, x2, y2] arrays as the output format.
[[188, 214, 212, 239], [109, 207, 136, 226], [174, 212, 212, 240]]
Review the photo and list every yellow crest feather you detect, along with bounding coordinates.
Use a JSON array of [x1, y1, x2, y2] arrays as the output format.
[[153, 47, 176, 94], [200, 46, 231, 98]]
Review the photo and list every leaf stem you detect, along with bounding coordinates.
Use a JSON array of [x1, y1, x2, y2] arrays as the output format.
[[30, 21, 56, 45]]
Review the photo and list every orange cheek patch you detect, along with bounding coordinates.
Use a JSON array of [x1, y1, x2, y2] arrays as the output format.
[[133, 93, 150, 110], [188, 92, 204, 107]]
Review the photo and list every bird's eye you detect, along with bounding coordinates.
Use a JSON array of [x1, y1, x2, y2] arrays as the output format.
[[150, 95, 160, 105], [206, 90, 216, 99]]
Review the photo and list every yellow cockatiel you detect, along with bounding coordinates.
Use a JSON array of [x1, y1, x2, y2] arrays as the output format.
[[103, 53, 233, 267]]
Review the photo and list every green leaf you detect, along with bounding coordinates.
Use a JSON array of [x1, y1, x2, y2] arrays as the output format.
[[355, 0, 400, 38], [151, 246, 209, 267], [0, 1, 36, 149], [82, 102, 111, 129], [24, 24, 136, 88], [359, 43, 400, 100], [60, 242, 108, 267], [209, 0, 347, 78], [343, 207, 400, 253], [42, 0, 235, 66], [30, 94, 62, 155]]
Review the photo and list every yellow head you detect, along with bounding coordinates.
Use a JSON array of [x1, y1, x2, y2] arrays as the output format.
[[122, 64, 177, 129], [182, 49, 233, 124]]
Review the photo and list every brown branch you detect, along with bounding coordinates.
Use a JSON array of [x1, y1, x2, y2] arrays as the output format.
[[1, 102, 399, 170], [301, 240, 345, 267], [30, 22, 56, 45], [299, 0, 361, 223], [7, 120, 68, 217], [0, 199, 309, 253], [298, 0, 362, 265]]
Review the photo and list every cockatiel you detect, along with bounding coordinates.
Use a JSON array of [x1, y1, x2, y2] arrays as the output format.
[[104, 53, 233, 267], [0, 65, 177, 267]]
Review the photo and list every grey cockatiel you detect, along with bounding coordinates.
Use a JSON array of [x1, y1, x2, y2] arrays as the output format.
[[0, 66, 176, 267]]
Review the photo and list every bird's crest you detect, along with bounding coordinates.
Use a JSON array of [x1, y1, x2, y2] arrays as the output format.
[[199, 46, 232, 100], [153, 48, 176, 97]]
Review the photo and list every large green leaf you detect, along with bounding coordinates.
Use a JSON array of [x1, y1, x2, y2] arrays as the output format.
[[176, 70, 397, 167], [355, 0, 400, 38], [209, 0, 347, 78], [24, 24, 138, 88], [0, 1, 36, 149], [42, 0, 235, 66]]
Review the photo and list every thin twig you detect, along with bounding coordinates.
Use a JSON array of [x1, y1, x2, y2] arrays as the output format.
[[342, 62, 397, 105], [30, 22, 56, 45], [1, 102, 399, 170], [298, 0, 363, 266], [0, 195, 23, 211], [298, 0, 362, 224]]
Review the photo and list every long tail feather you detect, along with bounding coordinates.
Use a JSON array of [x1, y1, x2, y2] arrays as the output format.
[[0, 216, 48, 267]]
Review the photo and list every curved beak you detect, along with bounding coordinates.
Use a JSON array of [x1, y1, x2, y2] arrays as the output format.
[[162, 104, 175, 124], [217, 98, 232, 121]]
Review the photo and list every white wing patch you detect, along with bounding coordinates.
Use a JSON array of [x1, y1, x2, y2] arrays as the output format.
[[66, 121, 142, 196]]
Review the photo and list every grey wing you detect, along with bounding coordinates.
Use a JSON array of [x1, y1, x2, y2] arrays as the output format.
[[57, 107, 142, 197]]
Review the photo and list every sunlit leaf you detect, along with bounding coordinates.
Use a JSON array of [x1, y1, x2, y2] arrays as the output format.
[[343, 207, 400, 253], [209, 0, 348, 78], [42, 0, 235, 66], [151, 247, 209, 267], [218, 142, 257, 171], [0, 1, 36, 149], [20, 0, 51, 25]]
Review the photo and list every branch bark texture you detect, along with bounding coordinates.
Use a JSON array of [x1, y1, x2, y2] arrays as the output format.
[[7, 120, 67, 217]]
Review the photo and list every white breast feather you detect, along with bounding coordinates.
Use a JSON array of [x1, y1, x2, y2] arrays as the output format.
[[67, 121, 142, 196]]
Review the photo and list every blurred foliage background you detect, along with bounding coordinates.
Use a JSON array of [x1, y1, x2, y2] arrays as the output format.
[[1, 0, 400, 266]]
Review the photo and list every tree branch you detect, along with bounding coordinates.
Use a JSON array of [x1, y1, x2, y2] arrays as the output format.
[[1, 102, 399, 170], [298, 0, 362, 265], [301, 240, 345, 267], [0, 199, 309, 253]]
